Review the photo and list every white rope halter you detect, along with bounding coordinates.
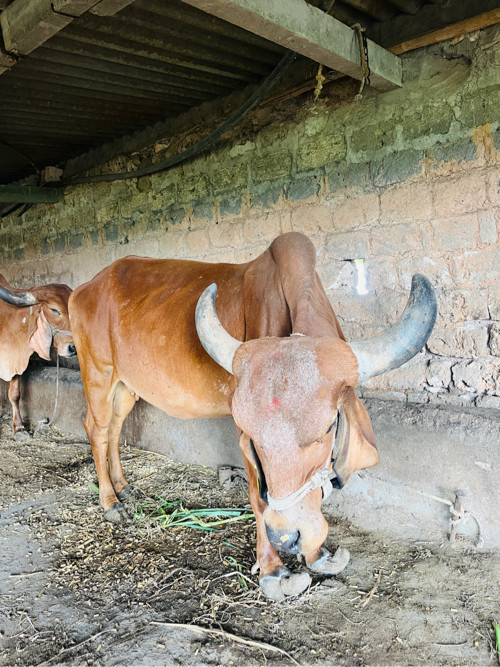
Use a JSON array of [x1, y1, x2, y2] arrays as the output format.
[[266, 446, 335, 512]]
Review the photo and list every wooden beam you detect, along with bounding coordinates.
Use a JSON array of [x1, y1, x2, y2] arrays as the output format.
[[371, 0, 500, 49], [0, 185, 62, 203], [0, 0, 100, 61], [181, 0, 402, 91], [389, 8, 500, 55], [262, 7, 500, 106], [89, 0, 135, 16]]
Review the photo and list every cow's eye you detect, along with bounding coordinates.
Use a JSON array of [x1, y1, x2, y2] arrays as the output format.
[[50, 308, 61, 316], [315, 420, 336, 444]]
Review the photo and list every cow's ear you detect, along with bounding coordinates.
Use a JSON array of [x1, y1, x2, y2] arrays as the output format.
[[29, 309, 52, 360], [333, 387, 379, 486]]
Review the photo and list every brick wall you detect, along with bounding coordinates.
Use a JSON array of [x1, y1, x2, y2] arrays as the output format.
[[1, 25, 499, 409]]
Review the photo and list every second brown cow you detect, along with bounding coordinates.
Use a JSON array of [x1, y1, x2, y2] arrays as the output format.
[[0, 276, 75, 438]]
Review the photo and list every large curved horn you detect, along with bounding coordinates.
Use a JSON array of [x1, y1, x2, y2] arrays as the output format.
[[195, 283, 242, 375], [0, 285, 37, 307], [350, 274, 437, 383]]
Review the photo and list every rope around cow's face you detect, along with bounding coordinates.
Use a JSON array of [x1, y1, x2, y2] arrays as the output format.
[[48, 323, 72, 338], [250, 418, 339, 513]]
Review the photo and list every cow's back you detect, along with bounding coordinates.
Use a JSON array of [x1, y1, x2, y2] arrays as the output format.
[[69, 256, 250, 417], [69, 233, 342, 417]]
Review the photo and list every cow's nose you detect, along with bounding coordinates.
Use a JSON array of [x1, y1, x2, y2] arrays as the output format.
[[67, 344, 77, 356], [266, 525, 300, 554], [331, 469, 344, 489]]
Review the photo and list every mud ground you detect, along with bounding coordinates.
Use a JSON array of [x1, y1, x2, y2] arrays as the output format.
[[0, 414, 499, 666]]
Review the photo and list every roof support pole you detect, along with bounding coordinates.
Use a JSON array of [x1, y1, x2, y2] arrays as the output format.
[[0, 186, 62, 203], [181, 0, 402, 91]]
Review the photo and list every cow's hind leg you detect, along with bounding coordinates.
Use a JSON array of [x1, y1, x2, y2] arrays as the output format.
[[85, 378, 137, 523], [107, 382, 137, 502], [82, 368, 125, 522], [9, 376, 30, 440], [85, 406, 126, 522]]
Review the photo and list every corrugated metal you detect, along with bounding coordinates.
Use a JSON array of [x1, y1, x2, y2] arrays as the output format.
[[0, 0, 474, 186], [0, 0, 289, 184]]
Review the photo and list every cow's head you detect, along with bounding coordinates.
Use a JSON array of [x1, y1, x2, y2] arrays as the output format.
[[0, 283, 76, 360], [195, 276, 436, 559]]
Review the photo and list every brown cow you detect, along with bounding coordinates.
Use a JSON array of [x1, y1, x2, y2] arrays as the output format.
[[0, 275, 76, 437], [69, 232, 436, 600]]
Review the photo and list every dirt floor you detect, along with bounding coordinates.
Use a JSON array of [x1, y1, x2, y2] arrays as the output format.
[[0, 413, 499, 667]]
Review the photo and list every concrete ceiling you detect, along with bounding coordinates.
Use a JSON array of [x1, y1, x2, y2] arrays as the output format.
[[0, 0, 498, 194]]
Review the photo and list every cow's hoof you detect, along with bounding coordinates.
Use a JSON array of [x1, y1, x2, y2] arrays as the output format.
[[259, 568, 311, 602], [307, 547, 350, 575], [104, 503, 129, 524], [117, 485, 133, 502], [14, 428, 31, 441], [280, 572, 312, 597]]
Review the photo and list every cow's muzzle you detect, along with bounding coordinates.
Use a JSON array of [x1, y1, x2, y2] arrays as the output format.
[[330, 470, 343, 489]]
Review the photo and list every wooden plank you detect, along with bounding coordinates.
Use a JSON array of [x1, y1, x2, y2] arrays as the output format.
[[89, 0, 135, 16], [262, 8, 500, 105], [390, 8, 500, 54], [0, 0, 96, 55], [371, 0, 500, 48], [0, 185, 62, 203], [181, 0, 402, 91]]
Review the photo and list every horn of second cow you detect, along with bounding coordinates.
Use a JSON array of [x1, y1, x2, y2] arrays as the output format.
[[349, 274, 437, 383], [195, 283, 242, 375], [0, 285, 37, 307]]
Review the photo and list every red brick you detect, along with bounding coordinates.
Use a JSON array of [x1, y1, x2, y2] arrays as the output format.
[[485, 171, 500, 206], [380, 183, 432, 222], [489, 282, 500, 319], [243, 212, 283, 243], [291, 205, 333, 235], [397, 255, 453, 293], [439, 287, 489, 323], [430, 215, 479, 250], [427, 324, 489, 358], [209, 222, 243, 248], [186, 229, 210, 253], [452, 245, 500, 284], [432, 173, 488, 218], [371, 222, 422, 255], [330, 192, 379, 232]]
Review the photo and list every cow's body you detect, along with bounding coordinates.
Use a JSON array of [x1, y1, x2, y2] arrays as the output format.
[[0, 275, 75, 436], [70, 235, 343, 419], [69, 232, 436, 600]]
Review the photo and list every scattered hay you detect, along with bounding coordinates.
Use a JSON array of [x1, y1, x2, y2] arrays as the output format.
[[1, 418, 500, 666]]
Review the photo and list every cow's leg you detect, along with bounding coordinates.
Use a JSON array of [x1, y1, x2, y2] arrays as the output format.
[[82, 366, 128, 522], [240, 435, 311, 601], [304, 545, 350, 575], [107, 382, 137, 501], [8, 376, 30, 439], [85, 405, 127, 522]]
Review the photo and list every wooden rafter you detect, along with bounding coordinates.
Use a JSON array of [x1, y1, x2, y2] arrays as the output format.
[[182, 0, 402, 91]]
